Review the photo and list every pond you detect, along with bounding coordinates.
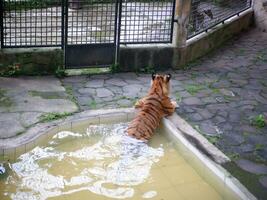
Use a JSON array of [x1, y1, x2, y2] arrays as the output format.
[[0, 121, 240, 200]]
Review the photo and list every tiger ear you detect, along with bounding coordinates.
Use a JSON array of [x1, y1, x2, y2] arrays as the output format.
[[152, 73, 156, 80], [166, 74, 172, 82]]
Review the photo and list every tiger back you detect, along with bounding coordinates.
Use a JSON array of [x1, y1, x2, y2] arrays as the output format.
[[127, 73, 176, 141]]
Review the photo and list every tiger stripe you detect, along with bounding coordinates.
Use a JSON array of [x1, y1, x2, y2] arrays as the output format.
[[127, 74, 176, 141]]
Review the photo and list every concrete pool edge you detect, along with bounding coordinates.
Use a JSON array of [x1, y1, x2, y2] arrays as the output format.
[[0, 108, 257, 200], [163, 117, 257, 200], [0, 108, 136, 157]]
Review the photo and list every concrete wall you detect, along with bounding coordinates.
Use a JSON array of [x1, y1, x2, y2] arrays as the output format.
[[0, 48, 63, 75], [119, 9, 253, 72], [253, 0, 267, 31]]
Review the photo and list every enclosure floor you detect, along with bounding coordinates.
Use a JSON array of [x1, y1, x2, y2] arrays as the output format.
[[0, 28, 267, 199]]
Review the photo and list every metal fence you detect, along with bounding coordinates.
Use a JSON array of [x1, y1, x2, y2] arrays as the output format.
[[0, 0, 253, 49], [65, 0, 118, 45], [1, 0, 63, 48], [119, 0, 176, 44], [0, 0, 176, 48], [188, 0, 252, 39]]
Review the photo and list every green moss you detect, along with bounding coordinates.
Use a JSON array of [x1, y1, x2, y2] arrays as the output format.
[[175, 92, 182, 102], [250, 114, 266, 128], [226, 152, 240, 161], [205, 135, 221, 145], [138, 66, 155, 74], [88, 100, 97, 109], [182, 59, 201, 70], [39, 112, 72, 122], [63, 85, 78, 107], [185, 84, 204, 95], [255, 144, 265, 152], [223, 162, 267, 200], [0, 89, 12, 107], [65, 68, 110, 76], [252, 49, 267, 64]]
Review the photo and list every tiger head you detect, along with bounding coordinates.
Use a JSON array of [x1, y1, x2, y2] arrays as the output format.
[[150, 73, 172, 96]]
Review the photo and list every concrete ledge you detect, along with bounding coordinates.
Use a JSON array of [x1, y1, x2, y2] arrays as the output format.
[[0, 108, 135, 160], [162, 116, 256, 200], [118, 8, 253, 71], [0, 47, 63, 75]]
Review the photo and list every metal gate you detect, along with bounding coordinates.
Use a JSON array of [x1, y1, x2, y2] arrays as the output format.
[[64, 0, 176, 68], [0, 0, 176, 68], [64, 0, 120, 68]]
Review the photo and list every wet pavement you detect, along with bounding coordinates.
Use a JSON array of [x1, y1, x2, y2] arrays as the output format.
[[0, 28, 267, 197]]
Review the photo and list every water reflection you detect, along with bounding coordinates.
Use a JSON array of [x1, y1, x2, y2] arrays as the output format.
[[3, 123, 164, 200]]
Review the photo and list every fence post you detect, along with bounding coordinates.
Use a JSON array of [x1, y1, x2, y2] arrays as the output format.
[[172, 0, 192, 47], [0, 0, 3, 49]]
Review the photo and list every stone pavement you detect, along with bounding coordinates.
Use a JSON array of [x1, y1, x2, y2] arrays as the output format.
[[0, 28, 267, 198], [0, 76, 78, 138]]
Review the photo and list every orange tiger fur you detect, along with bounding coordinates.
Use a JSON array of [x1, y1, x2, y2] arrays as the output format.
[[127, 73, 176, 141]]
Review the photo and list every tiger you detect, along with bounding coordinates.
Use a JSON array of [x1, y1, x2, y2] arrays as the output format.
[[127, 73, 177, 142]]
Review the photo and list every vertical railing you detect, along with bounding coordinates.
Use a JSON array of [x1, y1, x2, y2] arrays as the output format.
[[173, 0, 253, 46], [0, 0, 3, 48]]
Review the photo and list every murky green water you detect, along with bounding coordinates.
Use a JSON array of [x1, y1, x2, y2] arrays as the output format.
[[0, 123, 235, 200]]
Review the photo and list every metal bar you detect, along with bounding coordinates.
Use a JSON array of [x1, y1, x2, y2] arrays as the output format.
[[61, 0, 65, 49], [0, 0, 3, 48], [64, 0, 69, 68], [120, 41, 172, 45], [116, 0, 122, 64]]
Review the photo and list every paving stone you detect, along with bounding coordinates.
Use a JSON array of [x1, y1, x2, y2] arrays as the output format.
[[0, 120, 25, 138], [228, 112, 241, 123], [224, 133, 245, 146], [172, 86, 185, 92], [178, 91, 191, 98], [123, 84, 143, 98], [108, 86, 123, 95], [238, 144, 255, 153], [201, 97, 216, 104], [96, 88, 114, 98], [183, 97, 203, 105], [0, 76, 65, 92], [212, 80, 231, 88], [77, 96, 92, 106], [213, 116, 226, 124], [220, 89, 235, 97], [229, 79, 248, 86], [179, 106, 195, 113], [117, 99, 133, 107], [199, 122, 218, 135], [105, 78, 128, 87], [11, 97, 78, 113], [78, 88, 96, 95], [197, 109, 214, 119], [171, 80, 183, 86], [91, 74, 110, 80], [188, 113, 203, 121], [259, 176, 267, 189], [62, 75, 87, 83], [85, 79, 104, 88], [124, 79, 142, 84], [235, 159, 267, 175], [20, 112, 43, 127]]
